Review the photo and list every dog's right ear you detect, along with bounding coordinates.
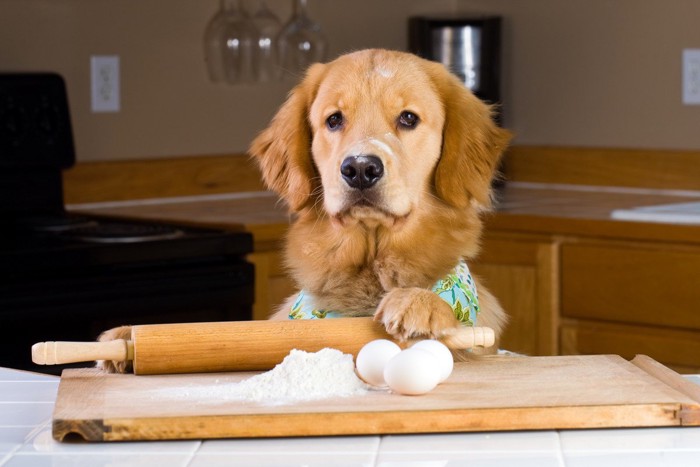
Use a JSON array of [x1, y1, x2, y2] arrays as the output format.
[[249, 64, 326, 212]]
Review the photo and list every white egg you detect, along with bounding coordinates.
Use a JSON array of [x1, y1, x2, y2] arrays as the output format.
[[355, 339, 402, 387], [383, 348, 441, 395], [410, 339, 454, 383]]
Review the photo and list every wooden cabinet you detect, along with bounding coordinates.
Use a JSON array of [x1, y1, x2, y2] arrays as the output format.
[[559, 240, 700, 373], [561, 241, 700, 330], [560, 320, 700, 374], [473, 234, 700, 373], [471, 233, 559, 356]]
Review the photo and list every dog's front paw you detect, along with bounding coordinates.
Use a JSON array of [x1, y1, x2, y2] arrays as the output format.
[[95, 325, 133, 374], [374, 288, 460, 341]]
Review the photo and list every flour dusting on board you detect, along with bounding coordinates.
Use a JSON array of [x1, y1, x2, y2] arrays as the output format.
[[149, 348, 369, 406], [232, 348, 368, 404]]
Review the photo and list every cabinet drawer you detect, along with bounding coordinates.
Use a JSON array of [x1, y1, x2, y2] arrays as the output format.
[[561, 243, 700, 330], [560, 320, 700, 374]]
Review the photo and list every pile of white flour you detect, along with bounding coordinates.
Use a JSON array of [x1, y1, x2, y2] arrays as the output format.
[[229, 348, 368, 404], [151, 348, 369, 406]]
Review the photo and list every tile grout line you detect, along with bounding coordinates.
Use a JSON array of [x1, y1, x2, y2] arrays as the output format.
[[555, 432, 568, 467], [0, 380, 59, 383], [0, 422, 51, 466], [0, 445, 22, 467], [184, 440, 204, 466], [360, 436, 378, 467], [0, 402, 56, 405], [373, 436, 387, 466]]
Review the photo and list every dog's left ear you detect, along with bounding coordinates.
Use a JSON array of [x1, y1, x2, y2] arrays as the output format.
[[427, 61, 512, 210], [249, 64, 326, 211]]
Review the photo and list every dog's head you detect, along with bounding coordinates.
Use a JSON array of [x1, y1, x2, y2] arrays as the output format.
[[250, 49, 510, 225]]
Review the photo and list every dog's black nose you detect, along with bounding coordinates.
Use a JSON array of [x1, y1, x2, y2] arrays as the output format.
[[340, 155, 384, 190]]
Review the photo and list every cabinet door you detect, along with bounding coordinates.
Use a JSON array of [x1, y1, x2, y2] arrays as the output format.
[[560, 241, 700, 371], [561, 242, 700, 330], [560, 319, 700, 374], [471, 235, 558, 356]]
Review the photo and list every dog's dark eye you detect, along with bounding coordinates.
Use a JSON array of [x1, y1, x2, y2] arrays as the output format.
[[326, 112, 344, 131], [398, 111, 419, 129]]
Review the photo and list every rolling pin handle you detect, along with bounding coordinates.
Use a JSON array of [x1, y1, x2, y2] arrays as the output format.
[[440, 326, 496, 350], [31, 339, 134, 365]]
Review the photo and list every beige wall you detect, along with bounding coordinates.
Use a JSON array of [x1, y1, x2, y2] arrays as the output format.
[[459, 0, 700, 151], [1, 0, 699, 163]]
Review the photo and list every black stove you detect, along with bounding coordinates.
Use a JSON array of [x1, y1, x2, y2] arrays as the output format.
[[1, 73, 255, 373]]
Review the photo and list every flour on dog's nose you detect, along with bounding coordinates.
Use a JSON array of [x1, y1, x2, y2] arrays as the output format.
[[346, 137, 397, 160], [367, 137, 396, 159]]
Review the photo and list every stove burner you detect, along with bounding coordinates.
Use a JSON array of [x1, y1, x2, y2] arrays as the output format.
[[61, 223, 185, 243], [19, 215, 100, 233]]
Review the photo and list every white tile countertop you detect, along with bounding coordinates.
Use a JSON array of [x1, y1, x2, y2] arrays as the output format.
[[2, 366, 700, 467]]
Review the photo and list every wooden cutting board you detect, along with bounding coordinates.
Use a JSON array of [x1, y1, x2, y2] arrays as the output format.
[[52, 354, 700, 442]]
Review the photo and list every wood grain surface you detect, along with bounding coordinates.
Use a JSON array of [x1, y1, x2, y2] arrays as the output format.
[[63, 154, 265, 204], [130, 318, 399, 375], [561, 243, 700, 330], [52, 355, 700, 442], [503, 146, 700, 190]]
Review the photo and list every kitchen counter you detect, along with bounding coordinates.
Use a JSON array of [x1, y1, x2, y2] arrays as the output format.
[[68, 182, 700, 246], [2, 366, 700, 466], [488, 182, 700, 244]]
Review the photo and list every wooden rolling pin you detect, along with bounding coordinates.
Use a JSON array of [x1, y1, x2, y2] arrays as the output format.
[[32, 317, 495, 375]]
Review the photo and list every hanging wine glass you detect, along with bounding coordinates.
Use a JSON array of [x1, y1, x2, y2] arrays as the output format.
[[221, 0, 259, 84], [277, 0, 327, 79], [203, 0, 228, 83], [252, 1, 282, 82]]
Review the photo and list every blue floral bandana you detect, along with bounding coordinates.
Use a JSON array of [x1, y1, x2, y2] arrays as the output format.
[[288, 259, 480, 326]]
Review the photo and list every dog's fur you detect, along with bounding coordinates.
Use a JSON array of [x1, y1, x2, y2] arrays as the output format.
[[251, 49, 510, 350], [97, 49, 510, 373]]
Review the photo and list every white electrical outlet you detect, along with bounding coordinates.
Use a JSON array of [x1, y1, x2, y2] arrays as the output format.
[[683, 49, 700, 105], [91, 55, 120, 112]]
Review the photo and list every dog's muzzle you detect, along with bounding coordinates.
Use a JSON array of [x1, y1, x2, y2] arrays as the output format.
[[340, 155, 384, 190]]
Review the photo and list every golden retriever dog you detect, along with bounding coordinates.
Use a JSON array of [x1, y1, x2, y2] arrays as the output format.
[[97, 49, 509, 373], [251, 49, 510, 350]]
